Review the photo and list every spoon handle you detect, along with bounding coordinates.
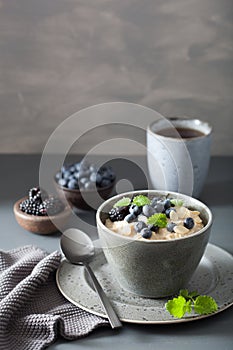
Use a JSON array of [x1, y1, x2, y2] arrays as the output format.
[[83, 262, 122, 329]]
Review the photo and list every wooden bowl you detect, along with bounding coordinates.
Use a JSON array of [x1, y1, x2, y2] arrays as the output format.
[[13, 197, 71, 235], [54, 180, 115, 210]]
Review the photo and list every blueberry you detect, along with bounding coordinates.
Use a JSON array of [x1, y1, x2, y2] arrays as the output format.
[[99, 165, 107, 174], [80, 161, 90, 171], [140, 228, 152, 239], [75, 162, 81, 171], [134, 221, 146, 232], [183, 217, 194, 229], [167, 223, 176, 233], [101, 170, 110, 179], [61, 165, 69, 173], [129, 204, 142, 216], [69, 165, 76, 173], [84, 181, 95, 190], [142, 205, 156, 217], [89, 164, 97, 172], [164, 199, 171, 210], [151, 197, 159, 207], [79, 170, 90, 179], [165, 208, 176, 218], [124, 213, 136, 223], [63, 171, 72, 179], [55, 172, 62, 180], [73, 172, 80, 180], [148, 224, 159, 233], [154, 201, 164, 213], [106, 168, 116, 181], [96, 173, 103, 185], [58, 178, 67, 187], [67, 179, 79, 189], [100, 179, 111, 188], [89, 172, 97, 183], [79, 177, 89, 185]]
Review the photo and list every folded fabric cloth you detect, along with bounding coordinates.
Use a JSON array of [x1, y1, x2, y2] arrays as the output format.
[[0, 245, 109, 350]]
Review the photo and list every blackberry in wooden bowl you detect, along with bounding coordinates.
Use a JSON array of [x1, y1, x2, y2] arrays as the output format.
[[14, 187, 70, 234]]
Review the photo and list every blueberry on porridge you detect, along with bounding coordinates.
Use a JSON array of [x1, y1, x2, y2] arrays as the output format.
[[105, 195, 204, 240]]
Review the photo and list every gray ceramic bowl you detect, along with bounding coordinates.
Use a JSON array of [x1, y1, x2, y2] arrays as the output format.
[[96, 190, 212, 298]]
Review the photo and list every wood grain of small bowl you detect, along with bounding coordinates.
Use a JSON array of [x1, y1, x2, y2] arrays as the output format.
[[13, 197, 71, 235], [54, 180, 115, 210]]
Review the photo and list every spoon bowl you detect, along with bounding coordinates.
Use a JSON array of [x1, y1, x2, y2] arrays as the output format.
[[61, 228, 94, 264], [60, 228, 122, 329]]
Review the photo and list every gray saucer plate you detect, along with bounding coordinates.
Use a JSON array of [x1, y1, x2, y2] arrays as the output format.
[[56, 244, 233, 324]]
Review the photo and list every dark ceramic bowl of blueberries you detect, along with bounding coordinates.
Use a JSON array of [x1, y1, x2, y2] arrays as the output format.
[[54, 161, 116, 210], [14, 187, 70, 234]]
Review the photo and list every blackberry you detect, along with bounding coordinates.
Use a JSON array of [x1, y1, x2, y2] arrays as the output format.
[[20, 198, 41, 216], [109, 206, 129, 222], [39, 197, 65, 216], [20, 187, 64, 216], [29, 187, 48, 203]]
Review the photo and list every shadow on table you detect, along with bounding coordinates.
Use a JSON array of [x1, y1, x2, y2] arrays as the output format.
[[49, 306, 233, 349]]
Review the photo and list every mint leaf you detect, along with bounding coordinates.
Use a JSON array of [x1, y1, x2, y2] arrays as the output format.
[[147, 213, 167, 228], [170, 199, 183, 207], [180, 289, 199, 300], [189, 291, 199, 299], [113, 197, 131, 208], [166, 290, 218, 318], [194, 296, 218, 315], [166, 296, 192, 318], [132, 195, 151, 206], [179, 289, 189, 300]]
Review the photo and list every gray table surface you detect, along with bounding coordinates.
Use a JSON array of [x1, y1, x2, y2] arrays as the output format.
[[0, 155, 233, 350]]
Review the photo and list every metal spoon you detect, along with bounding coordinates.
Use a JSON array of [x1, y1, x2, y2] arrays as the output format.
[[60, 228, 122, 329]]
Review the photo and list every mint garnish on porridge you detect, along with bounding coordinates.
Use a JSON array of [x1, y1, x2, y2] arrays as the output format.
[[147, 213, 167, 228], [132, 195, 151, 206], [170, 199, 184, 207], [106, 194, 204, 240], [113, 197, 131, 208]]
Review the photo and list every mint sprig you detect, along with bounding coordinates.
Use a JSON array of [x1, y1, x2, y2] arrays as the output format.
[[132, 195, 151, 206], [166, 289, 218, 318], [170, 199, 184, 207], [166, 296, 192, 318], [147, 213, 167, 228], [113, 197, 131, 208], [194, 295, 218, 315]]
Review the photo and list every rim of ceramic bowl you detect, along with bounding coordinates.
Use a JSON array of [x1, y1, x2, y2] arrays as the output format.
[[96, 190, 213, 243], [147, 117, 213, 142]]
